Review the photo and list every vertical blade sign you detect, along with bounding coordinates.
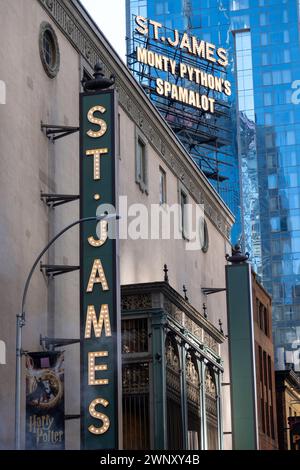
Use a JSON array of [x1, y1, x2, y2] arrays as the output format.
[[80, 90, 119, 449]]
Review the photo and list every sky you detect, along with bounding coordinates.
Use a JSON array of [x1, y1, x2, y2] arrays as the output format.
[[81, 0, 126, 61]]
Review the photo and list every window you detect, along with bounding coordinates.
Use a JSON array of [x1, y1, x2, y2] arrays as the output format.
[[205, 368, 219, 450], [263, 351, 270, 436], [264, 93, 272, 106], [264, 307, 268, 336], [235, 31, 254, 119], [259, 346, 265, 433], [263, 72, 272, 86], [230, 0, 249, 10], [135, 132, 148, 193], [265, 134, 275, 149], [155, 1, 169, 15], [282, 70, 291, 83], [39, 22, 60, 78], [186, 354, 201, 450], [271, 239, 280, 253], [43, 31, 54, 67], [273, 283, 283, 300], [259, 302, 265, 331], [232, 15, 250, 29], [201, 219, 209, 253], [272, 261, 282, 277], [269, 197, 278, 212], [261, 33, 268, 46], [118, 113, 121, 159], [122, 317, 150, 450], [262, 52, 268, 66], [268, 174, 277, 190], [284, 50, 291, 63], [122, 363, 150, 449], [166, 335, 183, 449], [122, 318, 148, 354], [270, 217, 280, 232], [283, 31, 289, 43], [180, 189, 188, 239], [264, 113, 272, 126], [287, 131, 295, 146], [283, 10, 288, 23], [267, 153, 277, 169], [263, 69, 291, 86], [259, 13, 267, 26], [159, 167, 167, 205]]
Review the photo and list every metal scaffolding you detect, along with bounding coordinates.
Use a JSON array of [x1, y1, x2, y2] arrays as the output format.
[[127, 15, 233, 190]]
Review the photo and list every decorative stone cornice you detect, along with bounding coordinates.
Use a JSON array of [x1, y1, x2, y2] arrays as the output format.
[[121, 282, 225, 346], [37, 0, 234, 240]]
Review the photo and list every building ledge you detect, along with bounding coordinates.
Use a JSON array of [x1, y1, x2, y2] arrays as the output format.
[[121, 281, 225, 345]]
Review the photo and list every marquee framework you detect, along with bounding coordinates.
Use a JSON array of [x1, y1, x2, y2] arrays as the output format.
[[127, 16, 233, 188]]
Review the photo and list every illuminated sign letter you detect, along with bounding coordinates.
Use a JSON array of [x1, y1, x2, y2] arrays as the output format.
[[85, 305, 112, 339], [86, 148, 108, 180], [135, 16, 148, 36], [87, 105, 107, 138], [86, 259, 109, 292], [88, 399, 110, 435], [88, 220, 108, 248], [88, 351, 109, 386]]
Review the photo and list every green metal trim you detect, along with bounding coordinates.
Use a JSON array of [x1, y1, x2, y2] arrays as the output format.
[[151, 311, 167, 450], [226, 263, 258, 450]]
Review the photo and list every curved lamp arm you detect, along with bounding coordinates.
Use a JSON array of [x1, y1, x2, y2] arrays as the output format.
[[20, 214, 116, 318]]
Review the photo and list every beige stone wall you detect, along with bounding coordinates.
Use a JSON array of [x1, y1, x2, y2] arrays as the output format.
[[0, 0, 81, 449], [0, 0, 233, 450]]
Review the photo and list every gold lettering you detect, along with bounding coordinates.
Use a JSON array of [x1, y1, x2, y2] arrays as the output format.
[[86, 259, 109, 292], [135, 16, 148, 36], [167, 29, 179, 47], [156, 78, 164, 95], [88, 351, 109, 386], [192, 37, 206, 58], [87, 106, 107, 138], [205, 42, 216, 63], [86, 148, 108, 180], [88, 398, 110, 435], [180, 63, 187, 78], [149, 19, 162, 40], [180, 33, 192, 53], [217, 47, 228, 67], [88, 220, 108, 248], [224, 80, 232, 97], [85, 305, 112, 338], [137, 46, 148, 64]]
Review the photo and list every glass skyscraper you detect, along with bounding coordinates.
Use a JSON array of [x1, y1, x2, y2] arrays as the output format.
[[126, 0, 300, 371]]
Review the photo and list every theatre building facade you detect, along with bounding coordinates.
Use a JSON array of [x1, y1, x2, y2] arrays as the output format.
[[0, 0, 234, 449]]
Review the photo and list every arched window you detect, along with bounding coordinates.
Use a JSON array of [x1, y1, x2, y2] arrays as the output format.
[[186, 352, 201, 450], [205, 366, 219, 450], [165, 334, 182, 449]]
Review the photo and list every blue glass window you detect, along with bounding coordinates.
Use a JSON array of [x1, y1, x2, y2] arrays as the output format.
[[230, 0, 249, 11], [268, 174, 278, 189], [264, 93, 272, 106]]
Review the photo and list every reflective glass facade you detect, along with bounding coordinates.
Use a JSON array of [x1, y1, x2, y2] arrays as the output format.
[[126, 0, 300, 371]]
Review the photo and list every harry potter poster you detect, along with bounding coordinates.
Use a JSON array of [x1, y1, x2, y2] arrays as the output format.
[[25, 352, 65, 450]]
